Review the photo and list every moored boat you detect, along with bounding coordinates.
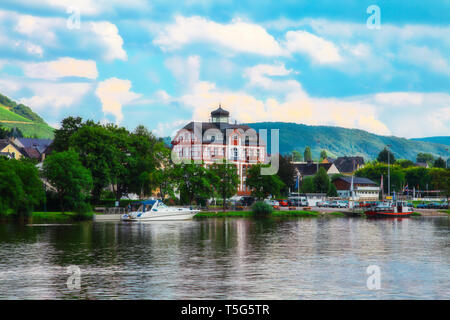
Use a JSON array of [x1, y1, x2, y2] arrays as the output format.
[[121, 200, 200, 221], [364, 201, 414, 218]]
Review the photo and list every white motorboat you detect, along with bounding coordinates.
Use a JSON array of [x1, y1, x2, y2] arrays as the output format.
[[121, 200, 200, 221]]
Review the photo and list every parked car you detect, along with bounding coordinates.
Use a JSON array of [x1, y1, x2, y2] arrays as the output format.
[[264, 199, 280, 209], [240, 196, 255, 207], [276, 199, 289, 207], [317, 201, 330, 207], [330, 200, 348, 208]]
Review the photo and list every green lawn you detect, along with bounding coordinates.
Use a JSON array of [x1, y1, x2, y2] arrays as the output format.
[[31, 211, 93, 221], [195, 210, 346, 218]]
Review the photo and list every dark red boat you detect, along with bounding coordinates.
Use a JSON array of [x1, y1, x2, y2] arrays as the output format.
[[364, 201, 414, 218]]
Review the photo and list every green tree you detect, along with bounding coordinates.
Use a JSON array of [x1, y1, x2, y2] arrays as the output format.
[[314, 167, 330, 193], [209, 161, 240, 211], [246, 164, 285, 200], [174, 162, 213, 205], [327, 183, 338, 197], [277, 154, 296, 195], [43, 150, 93, 213], [304, 146, 312, 162], [69, 124, 114, 202], [416, 153, 434, 166], [292, 150, 303, 162], [428, 168, 449, 202], [0, 158, 44, 217], [377, 147, 395, 163], [395, 159, 415, 168], [320, 150, 327, 161], [300, 176, 315, 193], [52, 116, 84, 152], [433, 157, 446, 168]]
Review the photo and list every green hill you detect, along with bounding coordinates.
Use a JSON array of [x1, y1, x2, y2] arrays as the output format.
[[410, 136, 450, 146], [245, 122, 450, 161], [0, 93, 54, 139]]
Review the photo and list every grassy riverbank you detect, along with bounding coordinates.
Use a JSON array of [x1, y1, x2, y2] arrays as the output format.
[[195, 210, 346, 218], [0, 211, 93, 222]]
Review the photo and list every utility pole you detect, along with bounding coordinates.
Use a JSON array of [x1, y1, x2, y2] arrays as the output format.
[[387, 145, 391, 198]]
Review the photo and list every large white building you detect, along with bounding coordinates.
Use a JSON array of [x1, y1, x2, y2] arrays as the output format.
[[171, 105, 266, 195]]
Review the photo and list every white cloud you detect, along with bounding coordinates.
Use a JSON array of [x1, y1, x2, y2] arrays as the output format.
[[243, 63, 303, 94], [153, 16, 283, 56], [164, 55, 201, 88], [22, 57, 98, 80], [13, 40, 43, 56], [11, 0, 150, 16], [178, 80, 390, 135], [95, 78, 141, 124], [14, 14, 59, 44], [398, 45, 450, 76], [19, 82, 92, 111], [284, 30, 342, 64], [91, 21, 127, 61]]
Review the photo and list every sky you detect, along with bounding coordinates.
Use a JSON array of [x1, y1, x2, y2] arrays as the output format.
[[0, 0, 449, 139]]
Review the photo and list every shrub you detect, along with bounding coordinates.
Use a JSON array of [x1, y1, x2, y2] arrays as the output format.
[[252, 201, 273, 217]]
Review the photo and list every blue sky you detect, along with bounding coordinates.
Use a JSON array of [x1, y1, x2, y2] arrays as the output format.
[[0, 0, 449, 138]]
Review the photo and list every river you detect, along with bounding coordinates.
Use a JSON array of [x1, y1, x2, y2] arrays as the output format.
[[0, 217, 449, 299]]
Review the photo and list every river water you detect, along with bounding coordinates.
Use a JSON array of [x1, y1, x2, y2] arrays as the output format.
[[0, 217, 448, 299]]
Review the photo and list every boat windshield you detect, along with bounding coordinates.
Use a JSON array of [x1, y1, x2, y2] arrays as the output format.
[[157, 202, 168, 209]]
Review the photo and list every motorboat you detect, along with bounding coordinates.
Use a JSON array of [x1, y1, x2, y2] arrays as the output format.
[[121, 200, 200, 221], [364, 201, 413, 218]]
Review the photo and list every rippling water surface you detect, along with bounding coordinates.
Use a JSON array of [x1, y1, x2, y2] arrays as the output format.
[[0, 217, 448, 299]]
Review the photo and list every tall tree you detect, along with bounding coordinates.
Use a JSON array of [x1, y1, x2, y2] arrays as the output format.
[[416, 153, 434, 165], [209, 161, 240, 211], [300, 176, 315, 193], [52, 116, 84, 152], [433, 157, 446, 168], [246, 164, 285, 200], [174, 162, 213, 205], [292, 150, 303, 162], [277, 154, 296, 194], [314, 167, 330, 193], [320, 150, 327, 161], [377, 147, 396, 163], [0, 158, 44, 216], [304, 146, 312, 162], [43, 150, 92, 213]]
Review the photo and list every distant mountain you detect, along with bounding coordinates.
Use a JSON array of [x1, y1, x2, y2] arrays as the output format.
[[410, 136, 450, 146], [0, 93, 54, 139], [244, 122, 450, 161]]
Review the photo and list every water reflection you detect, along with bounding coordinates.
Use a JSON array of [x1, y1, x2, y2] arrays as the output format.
[[0, 217, 448, 299]]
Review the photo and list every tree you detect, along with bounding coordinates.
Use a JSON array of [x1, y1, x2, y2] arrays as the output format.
[[395, 159, 415, 168], [416, 153, 434, 166], [0, 158, 44, 217], [327, 183, 338, 197], [43, 150, 93, 213], [428, 168, 449, 202], [433, 157, 446, 168], [246, 164, 285, 200], [292, 150, 303, 162], [174, 162, 213, 205], [314, 167, 330, 193], [304, 146, 312, 162], [69, 124, 115, 202], [300, 176, 315, 193], [377, 147, 395, 163], [52, 116, 84, 152], [277, 154, 296, 195], [320, 150, 327, 161], [209, 161, 240, 211]]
